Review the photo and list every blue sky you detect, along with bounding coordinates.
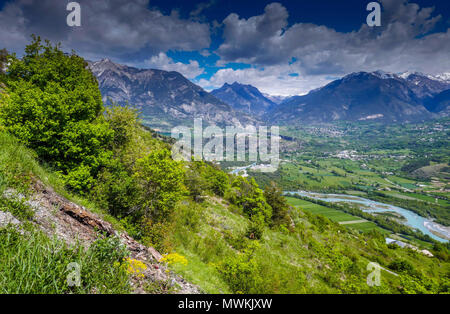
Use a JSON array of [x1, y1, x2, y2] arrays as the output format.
[[0, 0, 449, 95]]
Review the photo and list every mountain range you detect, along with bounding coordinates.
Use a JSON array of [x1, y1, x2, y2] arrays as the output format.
[[88, 59, 450, 127], [267, 71, 450, 124], [211, 82, 276, 117], [88, 59, 256, 130]]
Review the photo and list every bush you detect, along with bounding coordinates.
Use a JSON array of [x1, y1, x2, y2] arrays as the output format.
[[388, 259, 415, 275], [263, 181, 291, 228], [216, 242, 262, 293], [245, 214, 265, 240], [184, 161, 230, 200], [89, 234, 129, 263], [185, 163, 208, 201], [0, 36, 113, 194], [228, 176, 272, 224], [0, 227, 131, 293], [133, 149, 186, 221]]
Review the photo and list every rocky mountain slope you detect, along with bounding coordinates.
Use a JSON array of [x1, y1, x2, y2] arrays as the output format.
[[89, 59, 256, 130], [267, 71, 450, 124], [1, 179, 200, 294], [211, 82, 276, 117], [425, 89, 450, 116]]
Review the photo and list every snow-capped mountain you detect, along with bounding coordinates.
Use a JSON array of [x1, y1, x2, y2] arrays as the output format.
[[267, 71, 450, 124]]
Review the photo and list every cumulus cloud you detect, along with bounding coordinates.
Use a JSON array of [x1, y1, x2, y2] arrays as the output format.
[[0, 0, 449, 96], [198, 64, 331, 96], [217, 0, 450, 77], [0, 0, 211, 62], [145, 53, 205, 79]]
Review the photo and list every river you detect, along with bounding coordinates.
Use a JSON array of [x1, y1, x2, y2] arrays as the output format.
[[286, 191, 449, 243]]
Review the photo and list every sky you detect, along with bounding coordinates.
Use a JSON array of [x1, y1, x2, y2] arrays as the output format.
[[0, 0, 449, 96]]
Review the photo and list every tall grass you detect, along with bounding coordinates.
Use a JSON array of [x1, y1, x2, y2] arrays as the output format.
[[0, 227, 131, 294]]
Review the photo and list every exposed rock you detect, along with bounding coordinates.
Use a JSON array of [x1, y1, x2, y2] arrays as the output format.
[[4, 179, 201, 294], [0, 210, 21, 228]]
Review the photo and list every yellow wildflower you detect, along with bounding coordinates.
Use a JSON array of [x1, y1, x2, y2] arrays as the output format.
[[125, 258, 147, 279], [159, 253, 188, 266]]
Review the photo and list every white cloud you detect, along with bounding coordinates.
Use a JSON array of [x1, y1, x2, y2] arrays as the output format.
[[0, 0, 211, 61], [145, 53, 205, 79], [217, 0, 450, 76], [1, 0, 449, 97], [198, 65, 330, 96]]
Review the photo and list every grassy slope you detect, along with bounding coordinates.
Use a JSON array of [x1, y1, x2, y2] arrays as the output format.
[[0, 132, 133, 293], [1, 131, 449, 294], [167, 197, 449, 294]]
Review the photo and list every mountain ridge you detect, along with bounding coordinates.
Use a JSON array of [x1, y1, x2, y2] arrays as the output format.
[[88, 59, 258, 130], [211, 82, 277, 117], [266, 71, 450, 124]]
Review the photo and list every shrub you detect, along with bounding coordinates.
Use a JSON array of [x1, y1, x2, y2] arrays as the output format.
[[0, 36, 113, 193], [228, 176, 272, 224], [93, 166, 140, 218], [245, 214, 265, 240], [263, 181, 291, 228], [216, 242, 262, 293], [160, 253, 188, 266], [185, 163, 208, 201], [133, 149, 185, 221], [388, 259, 415, 275], [139, 217, 175, 253]]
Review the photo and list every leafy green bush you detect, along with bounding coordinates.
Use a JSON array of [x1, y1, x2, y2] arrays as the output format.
[[93, 166, 140, 218], [184, 161, 230, 200], [133, 149, 186, 221], [0, 36, 113, 194], [245, 214, 265, 240], [89, 234, 129, 263], [227, 176, 272, 224], [216, 242, 262, 293], [388, 259, 415, 275], [0, 194, 34, 221]]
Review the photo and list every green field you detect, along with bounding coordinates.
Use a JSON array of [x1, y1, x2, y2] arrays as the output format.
[[287, 197, 361, 223], [349, 222, 389, 234], [286, 197, 392, 235]]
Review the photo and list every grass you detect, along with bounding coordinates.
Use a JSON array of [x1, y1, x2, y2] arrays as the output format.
[[0, 131, 125, 231], [0, 226, 131, 294]]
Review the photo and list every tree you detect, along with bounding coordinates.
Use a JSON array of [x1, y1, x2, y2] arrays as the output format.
[[263, 181, 291, 228], [134, 149, 186, 221], [185, 161, 209, 202], [229, 176, 272, 224], [0, 48, 7, 75], [0, 36, 110, 193]]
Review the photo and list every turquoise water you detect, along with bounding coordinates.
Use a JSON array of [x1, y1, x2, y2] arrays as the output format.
[[286, 191, 449, 243], [229, 163, 257, 175]]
